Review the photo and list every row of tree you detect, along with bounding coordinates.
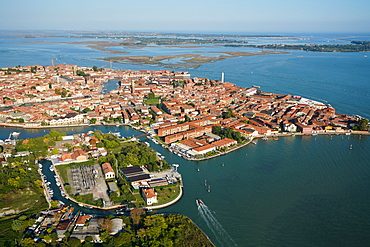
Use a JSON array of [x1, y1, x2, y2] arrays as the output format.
[[212, 125, 244, 143]]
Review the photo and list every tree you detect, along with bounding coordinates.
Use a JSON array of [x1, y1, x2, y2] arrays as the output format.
[[67, 237, 81, 247], [224, 127, 234, 139], [20, 238, 35, 246], [353, 119, 369, 131], [184, 115, 191, 122], [144, 215, 168, 240], [100, 230, 110, 242], [83, 107, 92, 113], [110, 232, 133, 246], [232, 131, 242, 142], [222, 109, 234, 119], [131, 208, 146, 229], [85, 236, 93, 242], [50, 200, 59, 209], [92, 65, 99, 71], [212, 125, 222, 135], [148, 92, 155, 99], [43, 234, 52, 243], [76, 70, 90, 77]]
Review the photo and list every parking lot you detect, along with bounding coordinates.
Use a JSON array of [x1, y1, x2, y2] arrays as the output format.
[[69, 165, 97, 195], [67, 164, 111, 205]]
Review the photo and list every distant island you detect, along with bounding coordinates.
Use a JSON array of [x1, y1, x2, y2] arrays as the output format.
[[242, 43, 370, 52], [18, 31, 298, 68]]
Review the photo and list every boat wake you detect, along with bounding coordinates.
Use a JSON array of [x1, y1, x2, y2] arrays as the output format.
[[197, 199, 237, 246]]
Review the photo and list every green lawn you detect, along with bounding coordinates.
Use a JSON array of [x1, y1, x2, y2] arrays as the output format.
[[72, 194, 103, 207], [55, 165, 69, 185], [144, 97, 160, 105], [132, 193, 145, 207], [153, 184, 181, 206]]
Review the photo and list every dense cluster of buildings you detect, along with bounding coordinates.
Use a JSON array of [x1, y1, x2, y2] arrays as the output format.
[[0, 64, 362, 151]]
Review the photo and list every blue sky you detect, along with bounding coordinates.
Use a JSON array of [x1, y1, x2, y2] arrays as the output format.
[[1, 0, 369, 33]]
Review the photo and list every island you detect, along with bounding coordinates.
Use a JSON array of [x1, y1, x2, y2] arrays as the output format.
[[243, 43, 370, 52], [101, 50, 288, 68], [0, 63, 369, 245], [0, 64, 368, 160], [19, 31, 293, 68]]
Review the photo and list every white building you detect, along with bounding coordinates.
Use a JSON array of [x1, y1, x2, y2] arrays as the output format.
[[102, 162, 115, 179], [142, 188, 158, 205]]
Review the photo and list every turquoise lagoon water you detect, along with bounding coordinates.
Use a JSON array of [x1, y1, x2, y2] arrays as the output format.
[[1, 31, 370, 246]]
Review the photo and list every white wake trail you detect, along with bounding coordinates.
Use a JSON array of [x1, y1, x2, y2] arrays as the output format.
[[197, 201, 237, 247]]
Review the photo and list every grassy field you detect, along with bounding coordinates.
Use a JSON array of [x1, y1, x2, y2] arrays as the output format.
[[153, 184, 181, 206], [0, 187, 47, 213], [0, 187, 48, 243], [144, 97, 160, 105], [72, 194, 103, 207], [132, 193, 145, 207]]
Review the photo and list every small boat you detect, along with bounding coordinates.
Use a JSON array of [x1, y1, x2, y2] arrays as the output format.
[[11, 132, 20, 139], [196, 199, 203, 206], [197, 168, 200, 172], [221, 163, 225, 167], [350, 145, 353, 150], [273, 137, 279, 140], [207, 185, 211, 193], [116, 208, 126, 215], [49, 166, 54, 172]]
